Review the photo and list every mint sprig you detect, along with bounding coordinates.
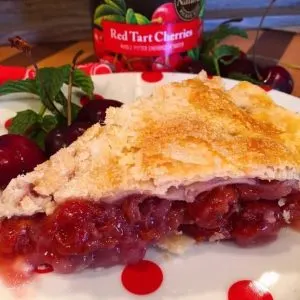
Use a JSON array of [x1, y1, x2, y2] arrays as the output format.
[[199, 20, 248, 76], [0, 79, 37, 95], [1, 36, 94, 149], [9, 110, 42, 136]]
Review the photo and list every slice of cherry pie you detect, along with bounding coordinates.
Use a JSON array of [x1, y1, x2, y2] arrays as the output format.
[[1, 72, 300, 274]]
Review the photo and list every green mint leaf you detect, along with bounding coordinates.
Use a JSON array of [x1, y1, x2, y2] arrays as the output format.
[[55, 91, 67, 106], [199, 0, 205, 18], [201, 24, 248, 55], [72, 69, 94, 97], [28, 129, 47, 150], [0, 79, 37, 96], [199, 54, 217, 75], [94, 15, 126, 27], [135, 13, 150, 25], [228, 72, 261, 85], [71, 103, 81, 120], [187, 50, 197, 61], [105, 0, 126, 12], [212, 24, 248, 45], [42, 115, 59, 132], [55, 92, 81, 121], [58, 65, 72, 79], [126, 8, 137, 24], [94, 4, 124, 20], [187, 47, 200, 61], [36, 67, 66, 115], [213, 45, 241, 62], [8, 109, 41, 135], [104, 0, 126, 13]]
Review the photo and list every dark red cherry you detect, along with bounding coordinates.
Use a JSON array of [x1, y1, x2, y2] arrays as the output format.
[[220, 58, 262, 80], [76, 99, 123, 125], [0, 134, 46, 188], [177, 60, 205, 74], [220, 51, 247, 64], [151, 3, 180, 23], [65, 122, 91, 145], [152, 54, 184, 72], [45, 122, 91, 157], [261, 65, 294, 94]]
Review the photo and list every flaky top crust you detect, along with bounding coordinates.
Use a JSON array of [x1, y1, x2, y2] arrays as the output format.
[[1, 72, 300, 218]]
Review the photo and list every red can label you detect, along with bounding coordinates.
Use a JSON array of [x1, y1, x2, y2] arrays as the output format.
[[92, 0, 205, 72]]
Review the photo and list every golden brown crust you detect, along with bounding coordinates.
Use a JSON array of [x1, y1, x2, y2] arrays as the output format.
[[1, 73, 300, 218], [228, 81, 300, 152]]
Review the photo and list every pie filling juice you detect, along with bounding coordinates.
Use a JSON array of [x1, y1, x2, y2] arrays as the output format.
[[91, 0, 205, 72], [0, 180, 300, 274]]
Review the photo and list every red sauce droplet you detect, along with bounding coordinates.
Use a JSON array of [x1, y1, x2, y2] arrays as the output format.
[[80, 94, 104, 106], [93, 94, 104, 101], [121, 260, 163, 295], [141, 72, 163, 83], [34, 263, 54, 274], [80, 96, 90, 106], [228, 280, 274, 300], [4, 118, 13, 130], [0, 257, 34, 287], [207, 74, 213, 79], [260, 85, 272, 92]]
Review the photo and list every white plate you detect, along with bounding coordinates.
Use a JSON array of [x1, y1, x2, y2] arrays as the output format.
[[0, 72, 300, 300]]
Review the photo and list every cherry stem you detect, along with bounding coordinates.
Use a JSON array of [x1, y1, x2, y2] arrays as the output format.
[[67, 50, 84, 126], [252, 0, 277, 80], [8, 36, 62, 117]]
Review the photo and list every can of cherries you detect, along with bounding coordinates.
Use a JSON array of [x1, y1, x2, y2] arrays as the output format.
[[91, 0, 205, 72]]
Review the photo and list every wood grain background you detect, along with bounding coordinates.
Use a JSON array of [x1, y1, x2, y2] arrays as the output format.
[[0, 0, 300, 45]]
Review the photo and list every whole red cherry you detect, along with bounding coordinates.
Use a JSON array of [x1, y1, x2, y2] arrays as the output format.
[[151, 3, 180, 23], [93, 28, 105, 58], [152, 53, 183, 72], [0, 134, 46, 188], [220, 58, 262, 80], [45, 122, 91, 157], [76, 99, 123, 125], [177, 59, 205, 74], [261, 65, 294, 94]]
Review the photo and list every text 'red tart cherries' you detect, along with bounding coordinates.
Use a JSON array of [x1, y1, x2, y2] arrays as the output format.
[[91, 0, 205, 73]]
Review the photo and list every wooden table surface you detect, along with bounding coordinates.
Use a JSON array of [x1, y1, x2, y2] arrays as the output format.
[[0, 29, 299, 97]]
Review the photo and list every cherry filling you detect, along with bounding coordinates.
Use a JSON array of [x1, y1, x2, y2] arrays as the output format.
[[0, 181, 300, 274]]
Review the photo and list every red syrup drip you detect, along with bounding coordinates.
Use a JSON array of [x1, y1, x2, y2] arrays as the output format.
[[34, 264, 54, 274], [141, 72, 164, 83], [228, 280, 274, 300], [4, 118, 13, 130], [0, 257, 35, 287], [80, 94, 104, 106], [80, 96, 90, 106], [260, 85, 272, 92], [93, 94, 104, 100], [121, 260, 163, 295]]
